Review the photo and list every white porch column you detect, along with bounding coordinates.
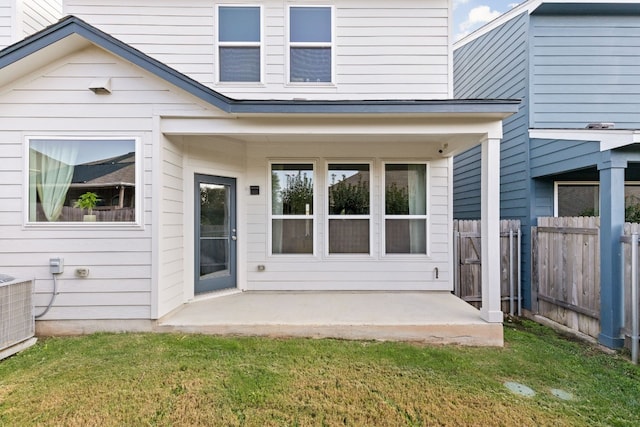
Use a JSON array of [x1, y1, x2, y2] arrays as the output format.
[[480, 137, 503, 323]]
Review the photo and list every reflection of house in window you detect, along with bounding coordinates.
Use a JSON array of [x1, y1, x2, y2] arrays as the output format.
[[29, 138, 136, 223], [67, 152, 136, 211]]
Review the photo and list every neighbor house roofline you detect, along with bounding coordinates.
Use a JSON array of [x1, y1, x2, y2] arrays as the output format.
[[0, 15, 519, 116], [454, 0, 640, 50]]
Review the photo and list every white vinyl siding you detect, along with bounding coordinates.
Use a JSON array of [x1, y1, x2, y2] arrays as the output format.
[[157, 134, 185, 317], [0, 46, 210, 320], [22, 0, 62, 37], [0, 0, 62, 49], [0, 0, 13, 48], [65, 0, 450, 100], [243, 140, 448, 291]]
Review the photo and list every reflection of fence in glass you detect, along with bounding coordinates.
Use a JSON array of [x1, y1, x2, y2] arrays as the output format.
[[36, 205, 135, 222]]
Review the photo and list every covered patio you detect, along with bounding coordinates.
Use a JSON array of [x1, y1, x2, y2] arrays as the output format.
[[156, 291, 503, 346]]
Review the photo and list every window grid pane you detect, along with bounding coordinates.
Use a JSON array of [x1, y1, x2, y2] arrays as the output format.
[[272, 219, 314, 254], [557, 185, 599, 217], [328, 164, 369, 215], [385, 219, 426, 254], [329, 219, 369, 254], [290, 7, 331, 42], [219, 7, 260, 42], [290, 47, 331, 83], [219, 47, 260, 82]]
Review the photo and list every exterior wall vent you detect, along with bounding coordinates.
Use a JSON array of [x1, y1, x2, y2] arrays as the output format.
[[586, 122, 615, 129], [0, 276, 36, 360]]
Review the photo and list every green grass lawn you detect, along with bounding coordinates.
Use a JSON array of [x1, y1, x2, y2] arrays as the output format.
[[1, 319, 638, 426]]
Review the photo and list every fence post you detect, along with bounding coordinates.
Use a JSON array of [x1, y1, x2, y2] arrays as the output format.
[[509, 228, 514, 316], [531, 226, 539, 314], [632, 233, 639, 365], [517, 227, 522, 316], [453, 227, 459, 298]]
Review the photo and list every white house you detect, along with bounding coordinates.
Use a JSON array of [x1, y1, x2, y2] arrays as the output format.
[[0, 0, 62, 49], [0, 1, 517, 345]]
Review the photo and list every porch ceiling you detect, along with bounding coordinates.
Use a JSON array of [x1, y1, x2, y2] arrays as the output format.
[[162, 115, 503, 157]]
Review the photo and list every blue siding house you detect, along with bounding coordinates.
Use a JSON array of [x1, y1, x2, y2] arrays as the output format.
[[453, 0, 640, 348]]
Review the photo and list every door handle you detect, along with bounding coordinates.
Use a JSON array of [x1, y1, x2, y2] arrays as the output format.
[[231, 236, 237, 241]]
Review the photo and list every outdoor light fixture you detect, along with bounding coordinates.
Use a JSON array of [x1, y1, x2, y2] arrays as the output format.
[[88, 77, 112, 94]]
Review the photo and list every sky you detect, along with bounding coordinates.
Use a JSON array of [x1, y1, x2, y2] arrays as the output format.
[[453, 0, 524, 41]]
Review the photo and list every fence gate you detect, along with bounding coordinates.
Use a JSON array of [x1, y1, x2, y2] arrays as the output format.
[[453, 220, 521, 314], [531, 217, 600, 339]]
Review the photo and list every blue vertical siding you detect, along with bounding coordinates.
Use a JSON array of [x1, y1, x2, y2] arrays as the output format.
[[453, 11, 529, 221], [453, 11, 533, 306], [530, 14, 640, 129], [452, 147, 481, 219]]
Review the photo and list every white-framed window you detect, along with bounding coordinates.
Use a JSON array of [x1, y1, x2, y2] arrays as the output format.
[[383, 163, 428, 255], [270, 162, 316, 255], [327, 162, 371, 254], [216, 5, 262, 83], [287, 5, 333, 84], [555, 181, 640, 217], [26, 137, 139, 224]]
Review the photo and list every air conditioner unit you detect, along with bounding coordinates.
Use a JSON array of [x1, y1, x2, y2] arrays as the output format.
[[0, 275, 37, 360]]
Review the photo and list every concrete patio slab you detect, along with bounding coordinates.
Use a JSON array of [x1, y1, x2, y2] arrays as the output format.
[[156, 291, 504, 346]]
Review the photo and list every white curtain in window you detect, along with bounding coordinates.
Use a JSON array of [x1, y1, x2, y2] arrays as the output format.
[[408, 164, 426, 253], [34, 141, 79, 222]]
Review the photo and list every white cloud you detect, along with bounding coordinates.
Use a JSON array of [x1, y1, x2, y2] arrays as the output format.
[[458, 5, 502, 33]]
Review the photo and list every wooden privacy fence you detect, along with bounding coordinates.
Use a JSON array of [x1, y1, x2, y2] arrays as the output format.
[[621, 223, 640, 359], [531, 217, 600, 338], [532, 217, 640, 346], [453, 219, 521, 314]]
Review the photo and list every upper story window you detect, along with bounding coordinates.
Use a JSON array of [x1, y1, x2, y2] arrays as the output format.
[[288, 6, 333, 83], [217, 6, 262, 82], [27, 138, 138, 224]]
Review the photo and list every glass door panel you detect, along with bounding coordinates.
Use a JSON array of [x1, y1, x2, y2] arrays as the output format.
[[195, 175, 236, 294]]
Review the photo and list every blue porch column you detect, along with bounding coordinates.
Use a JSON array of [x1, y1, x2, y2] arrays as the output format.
[[598, 154, 627, 349]]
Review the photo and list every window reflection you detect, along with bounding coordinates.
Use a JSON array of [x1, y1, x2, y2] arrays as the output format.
[[29, 139, 136, 222]]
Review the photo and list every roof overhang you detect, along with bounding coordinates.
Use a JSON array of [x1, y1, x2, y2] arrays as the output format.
[[161, 114, 510, 158], [455, 0, 640, 49], [0, 15, 519, 118], [529, 128, 640, 151], [0, 16, 520, 157]]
